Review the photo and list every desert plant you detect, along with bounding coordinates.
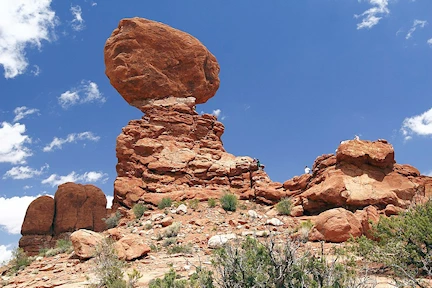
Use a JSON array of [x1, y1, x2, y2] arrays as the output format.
[[149, 267, 213, 288], [275, 198, 293, 215], [208, 198, 217, 208], [158, 198, 173, 210], [104, 211, 122, 229], [132, 203, 147, 219], [9, 248, 32, 273], [127, 269, 142, 287], [188, 199, 199, 210], [162, 237, 177, 247], [43, 239, 74, 257], [167, 244, 193, 255], [351, 199, 432, 287], [92, 238, 127, 288], [164, 222, 181, 238], [220, 193, 238, 212]]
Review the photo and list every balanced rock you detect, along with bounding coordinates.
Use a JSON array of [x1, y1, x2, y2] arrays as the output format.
[[104, 17, 220, 110]]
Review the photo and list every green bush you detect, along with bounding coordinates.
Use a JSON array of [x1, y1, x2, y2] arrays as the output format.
[[188, 199, 199, 210], [162, 237, 177, 247], [220, 193, 238, 212], [149, 268, 213, 288], [132, 203, 147, 219], [167, 244, 193, 255], [352, 199, 432, 285], [275, 198, 293, 215], [43, 239, 74, 257], [104, 211, 122, 229], [158, 198, 172, 210], [208, 198, 217, 208], [92, 238, 127, 288], [9, 248, 31, 273]]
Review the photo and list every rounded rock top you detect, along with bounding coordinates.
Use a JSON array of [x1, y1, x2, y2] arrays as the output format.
[[104, 17, 220, 110]]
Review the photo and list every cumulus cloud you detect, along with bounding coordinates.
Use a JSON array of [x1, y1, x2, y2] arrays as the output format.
[[0, 122, 32, 164], [212, 109, 221, 117], [401, 108, 432, 140], [428, 39, 432, 47], [70, 5, 85, 31], [43, 131, 99, 152], [406, 20, 428, 40], [0, 0, 57, 78], [41, 171, 108, 187], [3, 164, 49, 180], [0, 245, 13, 264], [0, 195, 52, 234], [355, 0, 390, 30], [13, 106, 40, 122], [58, 80, 105, 109]]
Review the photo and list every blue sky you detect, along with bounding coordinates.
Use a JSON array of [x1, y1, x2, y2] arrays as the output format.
[[1, 0, 431, 262]]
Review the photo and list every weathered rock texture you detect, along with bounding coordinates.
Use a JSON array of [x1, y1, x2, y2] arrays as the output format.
[[104, 17, 220, 110], [106, 17, 277, 209], [19, 183, 107, 255]]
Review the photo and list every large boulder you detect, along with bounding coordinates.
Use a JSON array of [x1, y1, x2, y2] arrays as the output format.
[[21, 196, 54, 235], [70, 229, 104, 259], [104, 17, 220, 109], [54, 183, 107, 234], [114, 234, 151, 261], [309, 208, 362, 242]]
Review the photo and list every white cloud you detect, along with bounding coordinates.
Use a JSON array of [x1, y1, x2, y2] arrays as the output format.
[[355, 0, 390, 30], [427, 39, 432, 47], [0, 245, 13, 264], [406, 20, 428, 40], [401, 108, 432, 139], [425, 171, 432, 177], [212, 109, 221, 117], [31, 65, 41, 76], [43, 131, 99, 152], [3, 164, 49, 180], [106, 195, 113, 208], [41, 171, 108, 187], [0, 0, 57, 78], [0, 122, 32, 164], [58, 80, 105, 109], [23, 185, 33, 190], [0, 195, 52, 234], [70, 5, 85, 32], [13, 106, 40, 122]]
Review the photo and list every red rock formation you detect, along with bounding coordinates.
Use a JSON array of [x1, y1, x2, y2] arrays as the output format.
[[19, 183, 107, 255], [104, 17, 220, 111], [21, 196, 54, 235], [105, 18, 276, 209], [54, 183, 107, 234]]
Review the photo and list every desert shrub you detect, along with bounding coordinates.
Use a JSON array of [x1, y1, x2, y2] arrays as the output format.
[[9, 248, 32, 273], [220, 193, 238, 212], [144, 223, 153, 230], [149, 268, 213, 288], [212, 237, 365, 288], [208, 198, 217, 208], [132, 203, 147, 219], [92, 238, 127, 288], [162, 237, 177, 247], [275, 198, 292, 215], [167, 244, 193, 255], [158, 198, 173, 210], [105, 211, 122, 229], [127, 269, 142, 287], [188, 199, 199, 210], [43, 239, 73, 257], [352, 199, 432, 286], [164, 222, 181, 238]]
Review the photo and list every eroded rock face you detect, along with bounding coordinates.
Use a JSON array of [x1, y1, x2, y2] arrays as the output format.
[[54, 183, 107, 234], [21, 196, 54, 235], [19, 183, 108, 255], [104, 17, 220, 110]]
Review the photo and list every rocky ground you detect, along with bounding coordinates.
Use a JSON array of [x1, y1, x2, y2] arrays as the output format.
[[3, 200, 432, 288]]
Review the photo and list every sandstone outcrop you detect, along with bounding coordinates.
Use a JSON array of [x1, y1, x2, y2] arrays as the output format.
[[104, 17, 220, 110], [105, 18, 276, 209], [19, 183, 107, 255], [70, 229, 104, 259]]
